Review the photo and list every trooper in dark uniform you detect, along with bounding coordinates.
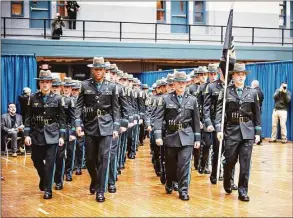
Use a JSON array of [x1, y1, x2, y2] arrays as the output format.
[[54, 77, 75, 190], [215, 63, 261, 202], [75, 57, 120, 203], [154, 71, 201, 201], [51, 77, 63, 95], [71, 82, 85, 175], [66, 1, 80, 29], [107, 64, 129, 193], [139, 84, 149, 146], [24, 69, 66, 199]]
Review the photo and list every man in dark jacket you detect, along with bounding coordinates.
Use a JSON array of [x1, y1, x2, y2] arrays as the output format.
[[269, 82, 291, 144], [66, 1, 80, 29]]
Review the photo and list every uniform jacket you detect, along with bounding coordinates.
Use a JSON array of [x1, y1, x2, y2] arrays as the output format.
[[24, 91, 66, 146], [215, 85, 261, 140], [116, 83, 130, 128], [75, 78, 120, 136], [203, 79, 224, 127], [144, 94, 157, 127], [154, 91, 201, 147], [66, 1, 80, 13]]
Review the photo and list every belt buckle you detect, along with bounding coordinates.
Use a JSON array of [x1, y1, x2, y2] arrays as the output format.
[[44, 119, 48, 125], [97, 109, 102, 117]]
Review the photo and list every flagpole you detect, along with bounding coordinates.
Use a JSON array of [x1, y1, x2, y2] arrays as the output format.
[[216, 49, 230, 184]]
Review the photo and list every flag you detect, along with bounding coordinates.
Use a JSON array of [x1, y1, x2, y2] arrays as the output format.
[[219, 8, 236, 81]]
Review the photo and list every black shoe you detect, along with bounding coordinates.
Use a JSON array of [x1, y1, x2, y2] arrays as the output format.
[[224, 187, 232, 194], [194, 165, 198, 171], [232, 184, 238, 190], [90, 181, 96, 195], [108, 184, 117, 193], [55, 183, 63, 190], [173, 182, 178, 191], [219, 176, 223, 181], [66, 174, 72, 181], [269, 139, 277, 143], [198, 167, 204, 174], [179, 192, 190, 201], [82, 165, 87, 169], [160, 173, 166, 185], [121, 165, 125, 169], [96, 192, 105, 202], [118, 169, 121, 175], [116, 176, 118, 181], [165, 186, 173, 194], [204, 169, 211, 174], [210, 176, 217, 185], [128, 154, 135, 159], [39, 179, 44, 191], [43, 190, 52, 199], [75, 168, 82, 175], [238, 195, 250, 202]]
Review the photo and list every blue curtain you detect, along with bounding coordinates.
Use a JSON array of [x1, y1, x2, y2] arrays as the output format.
[[246, 61, 293, 140], [134, 67, 194, 87], [1, 55, 37, 114]]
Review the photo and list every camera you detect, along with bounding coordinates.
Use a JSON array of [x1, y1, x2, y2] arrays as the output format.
[[283, 84, 287, 90]]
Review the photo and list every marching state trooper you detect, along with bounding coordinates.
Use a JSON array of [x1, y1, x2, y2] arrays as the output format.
[[53, 77, 76, 190], [75, 57, 120, 202], [71, 82, 85, 175], [154, 71, 201, 201], [24, 69, 66, 199], [139, 84, 150, 145], [215, 63, 261, 202], [51, 77, 63, 95], [107, 64, 129, 193]]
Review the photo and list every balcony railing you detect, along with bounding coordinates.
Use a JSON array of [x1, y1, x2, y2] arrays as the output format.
[[1, 17, 293, 46]]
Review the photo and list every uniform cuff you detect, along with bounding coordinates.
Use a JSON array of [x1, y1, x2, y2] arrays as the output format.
[[205, 118, 212, 127], [114, 121, 120, 132], [75, 119, 81, 127], [194, 132, 201, 142], [24, 127, 30, 137], [154, 130, 162, 140], [255, 126, 261, 136], [215, 124, 221, 132], [120, 119, 129, 128], [60, 128, 66, 139]]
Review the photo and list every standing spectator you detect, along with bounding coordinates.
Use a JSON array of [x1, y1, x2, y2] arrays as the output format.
[[51, 13, 65, 40], [1, 103, 25, 157], [251, 80, 264, 145], [269, 82, 291, 144], [66, 1, 80, 30], [18, 87, 32, 123]]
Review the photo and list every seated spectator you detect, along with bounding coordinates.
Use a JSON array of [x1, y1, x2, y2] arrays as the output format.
[[1, 103, 25, 157]]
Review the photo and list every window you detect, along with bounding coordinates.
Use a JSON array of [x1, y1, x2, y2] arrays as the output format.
[[157, 1, 166, 22], [194, 1, 206, 24], [279, 1, 287, 27], [11, 1, 24, 17], [57, 1, 67, 17]]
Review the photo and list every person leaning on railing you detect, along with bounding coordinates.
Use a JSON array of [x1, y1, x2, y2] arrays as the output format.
[[51, 13, 65, 40]]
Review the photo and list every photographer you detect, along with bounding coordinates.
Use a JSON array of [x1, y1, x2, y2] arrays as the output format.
[[51, 13, 65, 40], [270, 82, 291, 143]]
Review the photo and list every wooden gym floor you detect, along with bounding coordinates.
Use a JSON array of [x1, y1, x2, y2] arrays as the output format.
[[1, 139, 292, 217]]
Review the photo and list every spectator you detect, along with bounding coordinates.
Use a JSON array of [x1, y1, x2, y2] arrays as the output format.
[[51, 13, 65, 40], [18, 87, 32, 123], [66, 1, 80, 30], [251, 80, 264, 145], [1, 103, 25, 157], [269, 82, 291, 143]]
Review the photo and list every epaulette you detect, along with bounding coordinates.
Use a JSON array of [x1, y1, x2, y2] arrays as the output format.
[[61, 96, 65, 107]]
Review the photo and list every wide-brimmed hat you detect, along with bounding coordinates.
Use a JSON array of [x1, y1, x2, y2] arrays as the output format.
[[63, 77, 73, 87], [229, 63, 250, 75], [174, 71, 187, 82], [208, 63, 219, 73], [156, 79, 162, 87], [87, 57, 106, 68], [35, 70, 54, 80], [127, 74, 134, 81], [142, 84, 149, 89], [120, 72, 128, 79], [117, 70, 123, 77], [105, 61, 111, 70], [133, 78, 141, 85], [71, 83, 81, 89], [160, 78, 167, 86], [166, 73, 175, 84], [195, 66, 208, 74], [52, 77, 62, 86], [110, 64, 119, 73]]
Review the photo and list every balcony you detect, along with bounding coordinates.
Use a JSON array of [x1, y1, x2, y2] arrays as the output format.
[[2, 17, 293, 46]]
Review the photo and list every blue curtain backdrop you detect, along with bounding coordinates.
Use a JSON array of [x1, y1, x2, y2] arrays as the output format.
[[134, 61, 293, 140], [1, 55, 37, 114], [246, 61, 293, 141]]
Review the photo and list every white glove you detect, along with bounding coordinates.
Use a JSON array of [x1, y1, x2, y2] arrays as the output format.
[[24, 136, 32, 146], [59, 138, 65, 147], [217, 132, 223, 141], [8, 128, 17, 134], [120, 127, 127, 133], [147, 126, 152, 132], [133, 120, 138, 125], [194, 141, 200, 149], [156, 138, 163, 146], [139, 119, 143, 125], [69, 135, 76, 142], [255, 135, 260, 144], [113, 131, 119, 139], [128, 122, 134, 128], [76, 127, 82, 136], [200, 122, 203, 129], [207, 125, 215, 132]]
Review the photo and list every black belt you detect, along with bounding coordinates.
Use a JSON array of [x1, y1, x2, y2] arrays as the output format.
[[167, 123, 190, 131], [34, 118, 55, 127], [84, 108, 109, 118], [228, 116, 251, 124]]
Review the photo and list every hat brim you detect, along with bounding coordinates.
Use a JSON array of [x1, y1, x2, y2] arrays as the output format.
[[174, 78, 187, 82], [35, 77, 54, 81], [208, 70, 218, 73], [63, 84, 73, 87], [229, 70, 250, 75], [87, 64, 106, 68]]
